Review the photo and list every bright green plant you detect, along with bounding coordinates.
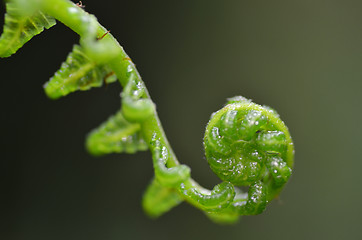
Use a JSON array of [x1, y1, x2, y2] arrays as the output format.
[[0, 0, 294, 224]]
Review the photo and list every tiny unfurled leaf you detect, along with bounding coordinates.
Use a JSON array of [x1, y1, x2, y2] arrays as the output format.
[[0, 0, 56, 57], [43, 44, 117, 99], [86, 110, 148, 156], [142, 179, 183, 218]]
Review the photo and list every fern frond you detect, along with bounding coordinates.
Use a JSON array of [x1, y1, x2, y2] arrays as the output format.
[[0, 1, 56, 57], [43, 44, 117, 99], [86, 110, 148, 156]]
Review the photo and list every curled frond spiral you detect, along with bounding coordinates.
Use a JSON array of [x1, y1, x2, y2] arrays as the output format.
[[204, 96, 294, 201]]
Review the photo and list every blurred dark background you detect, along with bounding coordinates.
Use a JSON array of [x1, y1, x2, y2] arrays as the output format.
[[1, 0, 362, 239]]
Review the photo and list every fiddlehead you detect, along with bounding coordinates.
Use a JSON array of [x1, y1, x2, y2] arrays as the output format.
[[0, 0, 294, 224], [204, 96, 293, 196], [198, 96, 293, 222]]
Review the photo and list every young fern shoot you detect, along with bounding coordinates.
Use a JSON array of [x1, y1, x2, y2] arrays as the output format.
[[0, 0, 294, 224]]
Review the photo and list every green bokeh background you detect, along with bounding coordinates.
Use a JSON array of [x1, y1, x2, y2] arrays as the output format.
[[1, 0, 362, 239]]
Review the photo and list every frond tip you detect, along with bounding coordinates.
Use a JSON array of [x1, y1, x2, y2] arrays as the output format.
[[43, 44, 117, 99], [0, 1, 56, 57]]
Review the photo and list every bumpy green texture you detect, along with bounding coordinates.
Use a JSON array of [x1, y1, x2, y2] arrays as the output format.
[[204, 97, 293, 196], [0, 0, 294, 224], [0, 0, 55, 57], [44, 44, 117, 99]]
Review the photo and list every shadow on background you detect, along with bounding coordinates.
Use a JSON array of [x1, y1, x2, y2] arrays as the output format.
[[1, 0, 361, 239]]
